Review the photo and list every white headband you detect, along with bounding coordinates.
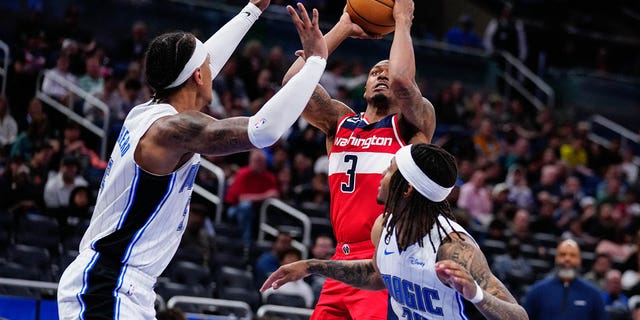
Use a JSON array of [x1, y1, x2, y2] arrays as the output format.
[[395, 145, 454, 202], [164, 38, 208, 89]]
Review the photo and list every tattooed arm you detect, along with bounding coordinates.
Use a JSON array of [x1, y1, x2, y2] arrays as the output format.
[[259, 258, 385, 292], [138, 4, 328, 175], [260, 214, 387, 292], [388, 0, 435, 144], [302, 88, 353, 141], [435, 233, 528, 320], [137, 111, 253, 175]]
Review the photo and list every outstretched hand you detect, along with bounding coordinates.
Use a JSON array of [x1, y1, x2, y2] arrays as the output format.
[[435, 260, 478, 301], [250, 0, 270, 12], [259, 260, 310, 292], [286, 3, 328, 61]]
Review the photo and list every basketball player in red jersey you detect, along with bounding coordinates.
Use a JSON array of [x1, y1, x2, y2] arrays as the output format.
[[282, 0, 434, 318]]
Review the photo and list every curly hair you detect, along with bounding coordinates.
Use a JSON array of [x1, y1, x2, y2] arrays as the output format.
[[383, 144, 460, 252], [144, 32, 196, 100]]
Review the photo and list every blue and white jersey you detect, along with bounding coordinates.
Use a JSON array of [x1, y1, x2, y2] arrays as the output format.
[[79, 102, 200, 278], [376, 215, 474, 320]]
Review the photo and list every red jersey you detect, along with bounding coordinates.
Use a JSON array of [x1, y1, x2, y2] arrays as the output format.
[[328, 112, 406, 244]]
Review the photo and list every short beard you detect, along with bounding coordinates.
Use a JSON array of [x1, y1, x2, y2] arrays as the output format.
[[556, 266, 579, 281], [371, 93, 390, 112]]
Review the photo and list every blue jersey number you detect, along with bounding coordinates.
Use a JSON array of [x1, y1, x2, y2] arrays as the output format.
[[341, 155, 358, 193]]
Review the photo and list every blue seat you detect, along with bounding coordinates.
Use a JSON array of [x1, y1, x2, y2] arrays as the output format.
[[155, 281, 206, 303], [39, 300, 59, 320], [265, 292, 307, 308], [15, 215, 60, 251], [8, 244, 52, 281], [168, 261, 212, 296], [0, 262, 41, 282], [0, 296, 36, 319]]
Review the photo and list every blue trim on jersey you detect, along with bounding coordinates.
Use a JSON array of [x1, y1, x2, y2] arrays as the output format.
[[121, 173, 176, 263], [388, 296, 399, 320], [113, 263, 130, 298], [456, 292, 468, 320], [115, 295, 121, 320], [116, 167, 141, 230], [91, 167, 140, 251], [111, 173, 176, 318], [340, 113, 395, 131], [82, 155, 174, 318], [76, 251, 100, 320], [113, 263, 128, 319]]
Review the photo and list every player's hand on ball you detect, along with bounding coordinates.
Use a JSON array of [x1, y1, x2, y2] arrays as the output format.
[[338, 11, 381, 39]]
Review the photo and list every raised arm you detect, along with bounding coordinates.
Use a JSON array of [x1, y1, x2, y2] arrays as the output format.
[[388, 0, 435, 143], [435, 234, 528, 320], [282, 12, 372, 137], [139, 3, 327, 174], [203, 0, 270, 78]]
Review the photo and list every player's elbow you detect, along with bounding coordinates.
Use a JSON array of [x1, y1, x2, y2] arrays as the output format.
[[250, 132, 280, 149], [389, 77, 416, 96]]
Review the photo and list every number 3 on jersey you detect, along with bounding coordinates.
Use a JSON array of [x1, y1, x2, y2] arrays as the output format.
[[341, 154, 358, 193]]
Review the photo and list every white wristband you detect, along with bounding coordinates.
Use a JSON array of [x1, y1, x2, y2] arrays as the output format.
[[468, 281, 484, 304]]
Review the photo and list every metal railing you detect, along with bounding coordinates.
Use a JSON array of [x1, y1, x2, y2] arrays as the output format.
[[36, 67, 227, 226], [0, 277, 166, 308], [258, 198, 311, 259], [194, 158, 226, 224], [36, 70, 110, 159], [256, 304, 314, 318], [413, 38, 487, 58], [0, 40, 8, 96], [35, 68, 227, 236], [499, 51, 555, 111], [588, 114, 640, 166], [167, 296, 253, 319], [0, 277, 58, 291]]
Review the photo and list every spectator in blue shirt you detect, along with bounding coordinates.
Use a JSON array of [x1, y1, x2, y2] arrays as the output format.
[[524, 239, 607, 320], [444, 14, 483, 49], [603, 269, 630, 320], [254, 230, 292, 286]]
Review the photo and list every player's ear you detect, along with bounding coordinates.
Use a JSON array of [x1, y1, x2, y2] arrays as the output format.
[[193, 68, 204, 86], [403, 185, 414, 198]]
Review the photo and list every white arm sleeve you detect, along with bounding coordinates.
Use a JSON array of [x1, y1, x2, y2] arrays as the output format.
[[247, 56, 327, 148], [203, 2, 262, 78]]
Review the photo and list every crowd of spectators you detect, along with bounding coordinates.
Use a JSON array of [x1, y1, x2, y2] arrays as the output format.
[[0, 1, 639, 318]]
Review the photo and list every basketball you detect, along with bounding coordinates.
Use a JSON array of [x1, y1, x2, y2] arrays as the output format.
[[346, 0, 395, 36]]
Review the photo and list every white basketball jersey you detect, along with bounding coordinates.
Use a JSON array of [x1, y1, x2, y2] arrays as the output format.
[[79, 102, 200, 279], [376, 215, 474, 320]]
